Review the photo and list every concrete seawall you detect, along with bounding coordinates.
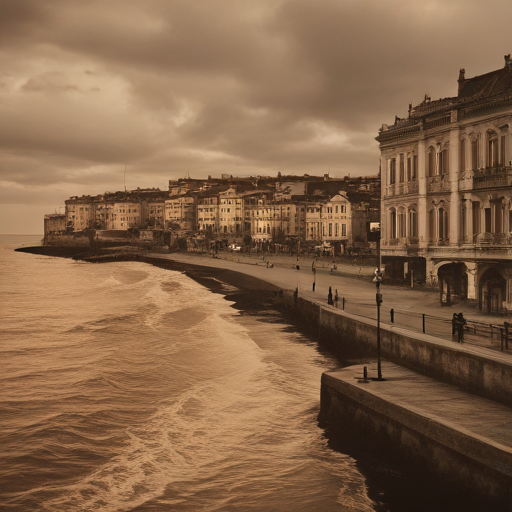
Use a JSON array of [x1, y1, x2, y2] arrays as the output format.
[[277, 290, 512, 407], [319, 364, 512, 509]]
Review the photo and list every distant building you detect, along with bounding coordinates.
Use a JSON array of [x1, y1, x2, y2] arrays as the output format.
[[321, 193, 352, 247], [165, 194, 197, 235], [43, 213, 66, 243], [218, 188, 244, 236], [377, 55, 512, 313], [50, 174, 380, 255], [65, 196, 96, 231]]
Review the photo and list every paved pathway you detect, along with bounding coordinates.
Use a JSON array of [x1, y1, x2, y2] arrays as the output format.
[[148, 250, 512, 361], [327, 361, 512, 453]]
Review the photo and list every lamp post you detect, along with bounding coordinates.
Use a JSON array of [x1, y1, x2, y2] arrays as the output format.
[[373, 268, 384, 380]]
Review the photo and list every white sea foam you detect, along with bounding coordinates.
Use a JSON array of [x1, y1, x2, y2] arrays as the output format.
[[1, 243, 376, 512]]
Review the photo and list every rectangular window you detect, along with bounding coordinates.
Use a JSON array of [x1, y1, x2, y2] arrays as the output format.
[[488, 139, 498, 167], [459, 139, 466, 172], [439, 149, 449, 174], [428, 150, 435, 176], [328, 223, 332, 236], [501, 135, 506, 165], [399, 154, 405, 182], [341, 224, 346, 237], [412, 155, 418, 180], [335, 206, 338, 213], [471, 139, 478, 170], [389, 159, 396, 184], [484, 207, 491, 233], [407, 157, 411, 181], [472, 202, 480, 237], [409, 210, 417, 238]]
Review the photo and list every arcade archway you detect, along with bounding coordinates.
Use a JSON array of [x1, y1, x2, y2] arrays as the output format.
[[479, 267, 506, 313], [437, 262, 468, 304]]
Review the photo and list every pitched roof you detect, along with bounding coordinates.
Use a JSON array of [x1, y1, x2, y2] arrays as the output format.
[[458, 57, 512, 100]]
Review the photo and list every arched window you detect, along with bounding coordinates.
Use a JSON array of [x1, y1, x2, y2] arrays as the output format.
[[487, 130, 499, 167], [398, 207, 406, 238], [428, 208, 435, 241], [408, 207, 418, 238], [439, 147, 449, 174], [438, 207, 449, 242], [389, 208, 397, 239]]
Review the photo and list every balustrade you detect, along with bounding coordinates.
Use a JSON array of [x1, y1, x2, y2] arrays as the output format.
[[427, 175, 450, 193], [474, 232, 512, 245], [472, 165, 512, 189], [385, 180, 419, 197]]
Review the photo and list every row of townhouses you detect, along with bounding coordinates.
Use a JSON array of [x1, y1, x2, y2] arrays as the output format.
[[44, 175, 380, 250], [44, 56, 512, 313]]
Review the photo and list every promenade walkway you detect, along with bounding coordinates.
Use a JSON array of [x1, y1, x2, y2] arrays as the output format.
[[148, 249, 512, 362], [321, 362, 512, 506], [325, 361, 512, 457]]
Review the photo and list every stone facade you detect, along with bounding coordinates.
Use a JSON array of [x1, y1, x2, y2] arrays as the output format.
[[377, 56, 512, 313]]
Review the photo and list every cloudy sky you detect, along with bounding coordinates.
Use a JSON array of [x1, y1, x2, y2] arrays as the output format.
[[1, 0, 511, 233]]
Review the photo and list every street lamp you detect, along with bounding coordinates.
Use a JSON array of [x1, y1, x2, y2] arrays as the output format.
[[373, 268, 384, 380]]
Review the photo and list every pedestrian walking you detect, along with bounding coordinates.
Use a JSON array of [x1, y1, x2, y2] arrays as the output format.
[[328, 286, 333, 305], [334, 289, 339, 308], [452, 313, 458, 337]]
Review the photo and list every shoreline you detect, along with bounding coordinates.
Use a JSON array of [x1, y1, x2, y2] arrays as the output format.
[[14, 244, 512, 511], [15, 244, 286, 319]]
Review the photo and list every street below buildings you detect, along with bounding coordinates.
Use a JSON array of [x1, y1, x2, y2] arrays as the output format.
[[151, 249, 512, 358]]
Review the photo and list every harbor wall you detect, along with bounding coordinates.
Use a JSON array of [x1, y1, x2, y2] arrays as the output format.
[[319, 371, 512, 508], [277, 290, 512, 407]]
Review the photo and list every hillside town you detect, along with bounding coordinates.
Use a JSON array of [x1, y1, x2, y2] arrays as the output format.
[[44, 173, 381, 258], [44, 56, 512, 315]]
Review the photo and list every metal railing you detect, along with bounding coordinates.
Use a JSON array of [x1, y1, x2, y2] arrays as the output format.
[[323, 297, 511, 351]]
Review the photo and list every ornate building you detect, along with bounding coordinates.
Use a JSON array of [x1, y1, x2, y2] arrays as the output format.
[[377, 55, 512, 313]]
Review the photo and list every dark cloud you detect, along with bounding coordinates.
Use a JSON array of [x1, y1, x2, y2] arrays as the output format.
[[1, 0, 511, 232]]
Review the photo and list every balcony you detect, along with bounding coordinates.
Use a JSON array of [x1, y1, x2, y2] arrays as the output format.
[[472, 165, 512, 190], [427, 175, 450, 193], [385, 180, 419, 197], [474, 232, 512, 246]]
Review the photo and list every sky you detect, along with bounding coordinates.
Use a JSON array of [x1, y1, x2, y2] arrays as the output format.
[[1, 0, 511, 234]]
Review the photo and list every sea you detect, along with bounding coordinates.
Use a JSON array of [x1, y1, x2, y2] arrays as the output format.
[[0, 235, 377, 512]]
